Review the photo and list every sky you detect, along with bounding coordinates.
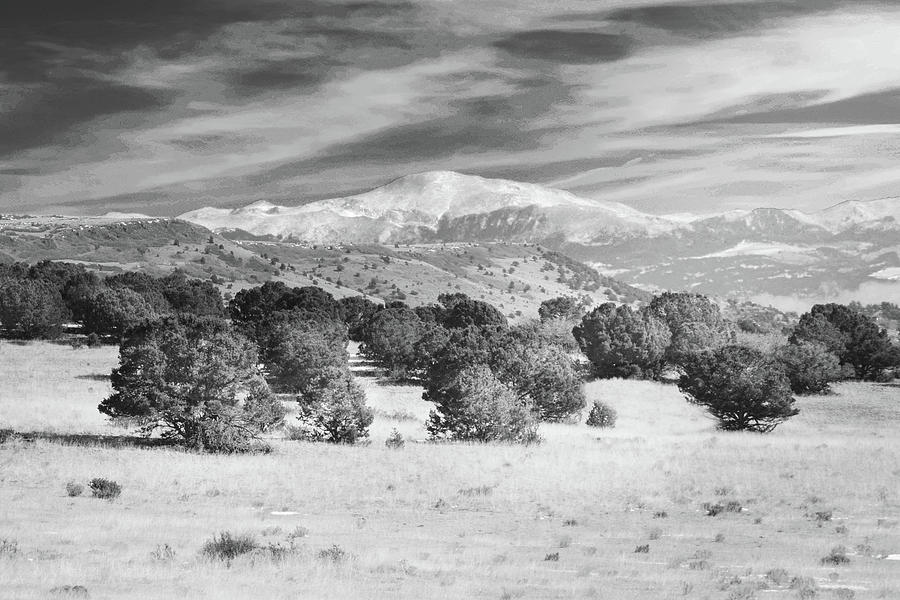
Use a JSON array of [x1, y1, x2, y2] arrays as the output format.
[[3, 0, 900, 216]]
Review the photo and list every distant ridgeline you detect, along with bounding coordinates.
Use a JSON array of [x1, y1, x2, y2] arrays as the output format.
[[178, 172, 900, 301]]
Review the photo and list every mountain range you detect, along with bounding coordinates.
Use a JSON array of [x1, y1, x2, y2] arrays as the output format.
[[180, 171, 900, 304]]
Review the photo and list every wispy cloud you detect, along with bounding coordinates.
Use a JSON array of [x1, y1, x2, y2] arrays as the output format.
[[4, 0, 900, 215]]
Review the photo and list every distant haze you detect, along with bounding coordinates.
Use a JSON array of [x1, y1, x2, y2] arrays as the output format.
[[3, 0, 900, 216]]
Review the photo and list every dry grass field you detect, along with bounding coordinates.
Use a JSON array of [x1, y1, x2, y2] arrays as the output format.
[[1, 341, 899, 599]]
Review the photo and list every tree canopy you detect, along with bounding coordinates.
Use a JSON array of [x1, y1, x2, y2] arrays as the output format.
[[790, 303, 900, 379], [573, 303, 671, 379], [678, 345, 798, 433], [100, 315, 284, 450]]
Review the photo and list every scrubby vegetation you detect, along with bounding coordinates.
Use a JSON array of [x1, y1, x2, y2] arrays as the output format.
[[585, 400, 617, 428]]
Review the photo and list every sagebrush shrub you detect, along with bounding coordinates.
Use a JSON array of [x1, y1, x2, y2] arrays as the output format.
[[0, 539, 18, 558], [317, 544, 347, 562], [189, 417, 271, 454], [820, 546, 850, 565], [89, 478, 121, 500], [49, 585, 89, 597], [201, 532, 258, 563], [66, 482, 84, 497], [585, 400, 617, 428], [151, 544, 176, 561]]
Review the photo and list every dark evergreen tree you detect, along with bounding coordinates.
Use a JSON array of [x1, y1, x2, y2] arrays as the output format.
[[99, 315, 284, 450], [678, 345, 798, 432], [573, 303, 671, 379], [775, 342, 842, 395], [649, 292, 732, 365], [790, 303, 900, 379], [0, 278, 69, 339]]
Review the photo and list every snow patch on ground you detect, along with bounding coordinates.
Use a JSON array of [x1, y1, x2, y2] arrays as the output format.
[[693, 241, 813, 259]]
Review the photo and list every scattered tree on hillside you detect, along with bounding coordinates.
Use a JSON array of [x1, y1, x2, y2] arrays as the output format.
[[100, 316, 285, 451], [438, 292, 508, 331], [573, 303, 671, 379], [790, 303, 900, 380], [538, 296, 587, 323], [678, 345, 798, 433]]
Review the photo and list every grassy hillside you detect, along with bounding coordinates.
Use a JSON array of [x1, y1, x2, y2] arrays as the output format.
[[0, 216, 648, 319], [1, 341, 898, 599]]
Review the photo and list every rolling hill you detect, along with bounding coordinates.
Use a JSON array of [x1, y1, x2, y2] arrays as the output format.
[[0, 213, 648, 321]]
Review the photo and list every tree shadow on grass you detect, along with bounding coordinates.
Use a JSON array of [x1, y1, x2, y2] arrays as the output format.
[[1, 428, 179, 450], [75, 373, 111, 381]]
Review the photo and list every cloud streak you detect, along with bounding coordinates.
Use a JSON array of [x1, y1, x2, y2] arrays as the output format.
[[3, 0, 900, 215]]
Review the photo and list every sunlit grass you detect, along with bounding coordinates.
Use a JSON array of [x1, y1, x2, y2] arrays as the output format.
[[1, 341, 898, 599]]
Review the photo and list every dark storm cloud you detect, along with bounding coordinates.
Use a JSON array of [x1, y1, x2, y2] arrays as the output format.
[[604, 2, 815, 38], [0, 81, 171, 155], [6, 0, 900, 215], [229, 58, 338, 94], [493, 30, 634, 64], [0, 0, 421, 156]]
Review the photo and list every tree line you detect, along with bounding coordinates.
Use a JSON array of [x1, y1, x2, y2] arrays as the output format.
[[2, 261, 897, 450], [0, 261, 224, 341]]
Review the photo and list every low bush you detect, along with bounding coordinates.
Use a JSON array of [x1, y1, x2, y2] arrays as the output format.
[[585, 401, 617, 428], [150, 544, 176, 562], [49, 585, 89, 597], [384, 428, 405, 449], [188, 417, 272, 454], [0, 538, 18, 558], [318, 544, 347, 562], [65, 482, 84, 497], [820, 546, 850, 566], [201, 532, 258, 564], [89, 478, 121, 500]]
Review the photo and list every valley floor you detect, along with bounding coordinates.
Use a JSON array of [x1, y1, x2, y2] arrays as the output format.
[[1, 342, 899, 599]]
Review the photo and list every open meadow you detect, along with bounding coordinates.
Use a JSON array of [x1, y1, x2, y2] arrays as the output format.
[[1, 341, 899, 599]]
